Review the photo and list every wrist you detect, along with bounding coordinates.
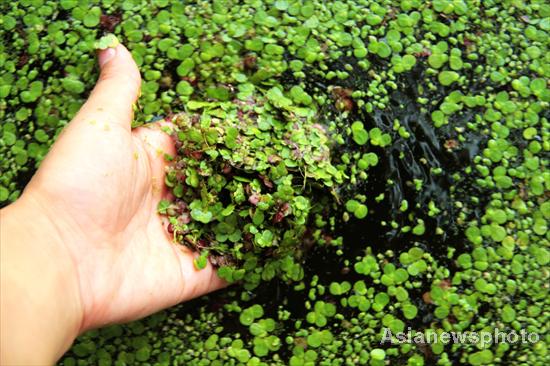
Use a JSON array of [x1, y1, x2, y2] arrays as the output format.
[[1, 194, 84, 364]]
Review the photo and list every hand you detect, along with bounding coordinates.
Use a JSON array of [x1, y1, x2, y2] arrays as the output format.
[[0, 44, 225, 365]]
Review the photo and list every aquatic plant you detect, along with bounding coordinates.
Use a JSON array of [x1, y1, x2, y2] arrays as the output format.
[[1, 0, 548, 365]]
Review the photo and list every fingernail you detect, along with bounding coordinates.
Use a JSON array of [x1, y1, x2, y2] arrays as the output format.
[[98, 48, 116, 68]]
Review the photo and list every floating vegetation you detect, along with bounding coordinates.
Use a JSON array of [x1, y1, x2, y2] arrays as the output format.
[[1, 0, 548, 365]]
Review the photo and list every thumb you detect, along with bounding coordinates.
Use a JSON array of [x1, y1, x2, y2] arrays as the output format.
[[74, 44, 141, 130]]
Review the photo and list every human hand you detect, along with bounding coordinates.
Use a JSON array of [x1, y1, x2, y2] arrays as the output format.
[[1, 44, 225, 365]]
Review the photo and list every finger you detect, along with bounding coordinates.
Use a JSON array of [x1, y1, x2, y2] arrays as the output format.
[[132, 121, 176, 200], [74, 44, 141, 130], [139, 119, 228, 299], [173, 246, 228, 301], [137, 119, 228, 299]]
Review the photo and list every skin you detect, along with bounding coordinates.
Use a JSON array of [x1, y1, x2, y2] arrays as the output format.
[[0, 44, 225, 365]]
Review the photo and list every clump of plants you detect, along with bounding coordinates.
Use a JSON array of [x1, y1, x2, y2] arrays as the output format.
[[2, 0, 549, 365], [159, 95, 344, 287]]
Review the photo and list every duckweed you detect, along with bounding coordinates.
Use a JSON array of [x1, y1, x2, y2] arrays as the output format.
[[1, 0, 548, 365]]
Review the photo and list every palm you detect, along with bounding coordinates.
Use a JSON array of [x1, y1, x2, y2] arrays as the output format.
[[24, 45, 224, 331]]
